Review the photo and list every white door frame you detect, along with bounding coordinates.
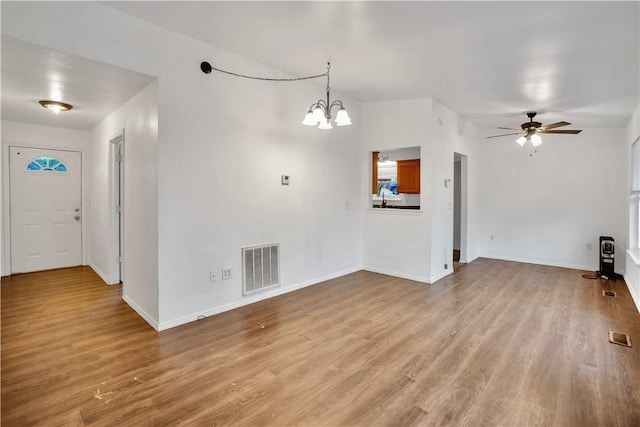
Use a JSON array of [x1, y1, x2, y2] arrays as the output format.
[[109, 131, 124, 284], [454, 152, 469, 263], [2, 144, 87, 275]]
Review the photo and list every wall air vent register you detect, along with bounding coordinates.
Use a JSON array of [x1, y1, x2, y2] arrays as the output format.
[[242, 243, 280, 296]]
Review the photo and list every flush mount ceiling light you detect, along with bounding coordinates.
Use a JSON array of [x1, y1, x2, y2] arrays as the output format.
[[200, 60, 351, 130], [302, 63, 351, 129], [39, 100, 73, 115], [487, 112, 582, 147]]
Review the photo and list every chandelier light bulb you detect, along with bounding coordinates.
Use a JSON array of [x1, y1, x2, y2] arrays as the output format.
[[335, 107, 352, 126], [516, 136, 527, 146], [312, 106, 325, 123], [302, 111, 318, 126], [318, 119, 333, 130]]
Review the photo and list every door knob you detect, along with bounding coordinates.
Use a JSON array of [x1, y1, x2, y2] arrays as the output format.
[[75, 208, 80, 212], [74, 215, 81, 221]]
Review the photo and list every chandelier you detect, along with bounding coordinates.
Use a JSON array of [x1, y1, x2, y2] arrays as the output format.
[[302, 63, 351, 129], [200, 60, 351, 130]]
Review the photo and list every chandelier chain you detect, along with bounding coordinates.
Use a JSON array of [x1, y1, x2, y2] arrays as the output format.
[[207, 64, 327, 82], [326, 62, 331, 93]]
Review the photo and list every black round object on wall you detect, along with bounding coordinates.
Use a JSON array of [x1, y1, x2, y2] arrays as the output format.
[[200, 61, 212, 74]]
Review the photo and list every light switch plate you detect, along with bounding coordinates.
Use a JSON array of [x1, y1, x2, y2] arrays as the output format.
[[281, 175, 290, 185]]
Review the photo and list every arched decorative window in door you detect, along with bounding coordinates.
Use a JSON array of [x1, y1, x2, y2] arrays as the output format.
[[25, 156, 68, 173]]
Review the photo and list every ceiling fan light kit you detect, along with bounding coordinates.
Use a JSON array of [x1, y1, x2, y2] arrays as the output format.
[[530, 134, 542, 147], [487, 112, 582, 147]]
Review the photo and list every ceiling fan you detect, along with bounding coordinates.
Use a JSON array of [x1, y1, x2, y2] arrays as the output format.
[[486, 112, 582, 147]]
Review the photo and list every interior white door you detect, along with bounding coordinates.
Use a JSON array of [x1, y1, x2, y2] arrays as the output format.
[[9, 147, 82, 273]]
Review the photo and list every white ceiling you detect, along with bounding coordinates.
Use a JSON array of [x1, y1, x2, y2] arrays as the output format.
[[1, 37, 156, 130], [103, 1, 639, 129], [1, 2, 638, 132]]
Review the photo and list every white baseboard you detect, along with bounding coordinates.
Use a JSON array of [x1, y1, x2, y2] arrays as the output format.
[[363, 266, 453, 284], [157, 266, 362, 331], [481, 254, 595, 272], [460, 255, 479, 264], [623, 274, 640, 315], [89, 262, 119, 285], [89, 262, 109, 284], [123, 294, 159, 331], [362, 266, 430, 284], [1, 262, 111, 280], [625, 251, 640, 314], [429, 269, 453, 283]]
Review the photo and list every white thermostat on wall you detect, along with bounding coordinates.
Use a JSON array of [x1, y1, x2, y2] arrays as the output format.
[[281, 175, 290, 185]]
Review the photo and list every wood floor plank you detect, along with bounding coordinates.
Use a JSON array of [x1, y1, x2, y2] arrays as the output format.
[[2, 260, 640, 426]]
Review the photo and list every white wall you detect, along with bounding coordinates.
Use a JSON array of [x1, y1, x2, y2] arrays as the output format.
[[89, 81, 159, 326], [155, 44, 363, 328], [628, 103, 640, 146], [1, 121, 90, 276], [625, 102, 640, 313], [361, 99, 479, 284], [362, 99, 432, 282], [429, 100, 480, 280], [625, 253, 640, 313], [2, 2, 363, 330], [477, 127, 627, 272]]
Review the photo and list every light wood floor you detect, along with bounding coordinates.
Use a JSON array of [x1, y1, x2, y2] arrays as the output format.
[[2, 259, 640, 426]]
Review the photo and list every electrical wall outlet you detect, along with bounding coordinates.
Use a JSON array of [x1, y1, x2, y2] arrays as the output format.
[[210, 270, 216, 282], [222, 267, 232, 280]]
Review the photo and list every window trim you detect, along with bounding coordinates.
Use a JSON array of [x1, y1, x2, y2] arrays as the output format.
[[630, 139, 640, 250]]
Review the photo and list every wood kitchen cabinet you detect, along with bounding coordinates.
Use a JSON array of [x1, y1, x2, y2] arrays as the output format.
[[397, 159, 420, 193], [371, 151, 379, 194]]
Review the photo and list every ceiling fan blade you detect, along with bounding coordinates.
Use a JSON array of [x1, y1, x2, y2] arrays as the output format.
[[540, 121, 570, 130], [540, 129, 582, 134], [486, 132, 523, 139], [497, 126, 520, 131]]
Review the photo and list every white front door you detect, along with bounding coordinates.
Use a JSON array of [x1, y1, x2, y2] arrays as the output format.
[[9, 147, 82, 273]]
